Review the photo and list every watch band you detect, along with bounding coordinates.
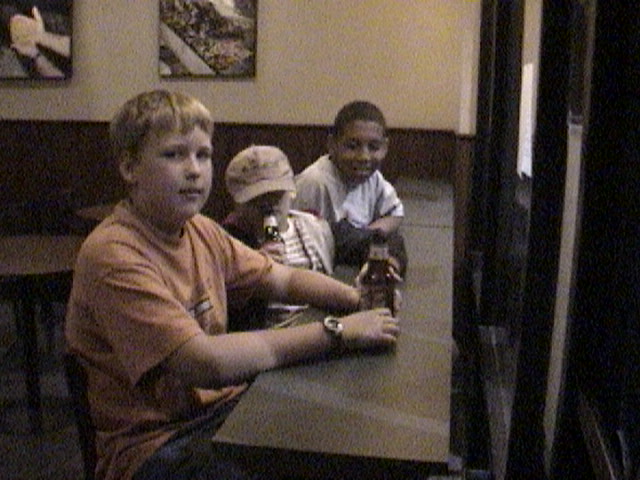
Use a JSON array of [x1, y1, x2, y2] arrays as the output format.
[[322, 315, 344, 346]]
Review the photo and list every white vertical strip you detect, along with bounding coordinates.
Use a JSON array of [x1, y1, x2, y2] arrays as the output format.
[[457, 1, 482, 136]]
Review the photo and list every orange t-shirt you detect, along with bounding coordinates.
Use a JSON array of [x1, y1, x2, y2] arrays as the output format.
[[65, 200, 273, 480]]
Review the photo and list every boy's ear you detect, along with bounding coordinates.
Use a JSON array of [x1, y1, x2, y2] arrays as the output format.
[[381, 135, 390, 154], [118, 151, 138, 185]]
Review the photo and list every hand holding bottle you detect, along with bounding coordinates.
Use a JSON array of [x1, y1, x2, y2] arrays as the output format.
[[339, 308, 400, 350], [356, 231, 402, 315], [260, 212, 285, 263], [357, 265, 403, 316]]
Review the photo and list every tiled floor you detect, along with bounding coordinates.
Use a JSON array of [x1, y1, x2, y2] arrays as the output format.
[[0, 178, 464, 480]]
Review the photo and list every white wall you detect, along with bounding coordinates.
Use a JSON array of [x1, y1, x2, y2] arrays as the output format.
[[0, 1, 479, 130]]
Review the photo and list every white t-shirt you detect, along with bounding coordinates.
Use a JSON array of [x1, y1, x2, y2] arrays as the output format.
[[293, 154, 404, 228]]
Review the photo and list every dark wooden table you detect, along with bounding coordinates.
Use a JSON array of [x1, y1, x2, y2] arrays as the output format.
[[212, 252, 454, 478], [0, 234, 85, 431]]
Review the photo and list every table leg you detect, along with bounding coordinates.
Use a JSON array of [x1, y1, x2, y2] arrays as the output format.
[[15, 292, 42, 432], [40, 301, 56, 353]]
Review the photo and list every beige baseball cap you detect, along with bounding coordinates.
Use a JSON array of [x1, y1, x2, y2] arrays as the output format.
[[225, 145, 296, 203]]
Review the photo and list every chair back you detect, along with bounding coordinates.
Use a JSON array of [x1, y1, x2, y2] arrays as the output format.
[[63, 353, 97, 480]]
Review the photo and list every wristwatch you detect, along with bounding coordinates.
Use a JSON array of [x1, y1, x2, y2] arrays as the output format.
[[322, 315, 344, 344]]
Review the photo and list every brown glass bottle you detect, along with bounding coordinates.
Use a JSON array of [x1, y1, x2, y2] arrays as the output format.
[[359, 230, 396, 315], [263, 213, 283, 243]]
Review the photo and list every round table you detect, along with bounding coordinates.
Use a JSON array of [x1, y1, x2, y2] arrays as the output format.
[[0, 234, 85, 431], [0, 235, 85, 276]]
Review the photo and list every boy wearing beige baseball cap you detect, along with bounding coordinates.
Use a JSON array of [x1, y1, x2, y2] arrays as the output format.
[[224, 145, 334, 273], [223, 145, 335, 328]]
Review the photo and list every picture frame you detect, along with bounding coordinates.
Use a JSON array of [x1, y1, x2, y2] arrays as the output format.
[[159, 0, 257, 79], [0, 0, 73, 80]]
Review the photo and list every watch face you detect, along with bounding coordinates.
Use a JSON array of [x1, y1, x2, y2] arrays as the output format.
[[323, 316, 344, 337]]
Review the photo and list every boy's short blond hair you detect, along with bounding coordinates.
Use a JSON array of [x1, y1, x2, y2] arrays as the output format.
[[109, 90, 214, 161]]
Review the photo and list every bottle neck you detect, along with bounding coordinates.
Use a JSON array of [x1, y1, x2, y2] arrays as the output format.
[[263, 214, 283, 243], [368, 243, 389, 261]]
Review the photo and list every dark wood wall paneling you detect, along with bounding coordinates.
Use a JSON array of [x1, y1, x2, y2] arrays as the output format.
[[0, 120, 456, 228], [0, 121, 118, 234], [0, 121, 116, 208]]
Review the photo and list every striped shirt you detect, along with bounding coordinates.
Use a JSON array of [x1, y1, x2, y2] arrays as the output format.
[[280, 217, 325, 272]]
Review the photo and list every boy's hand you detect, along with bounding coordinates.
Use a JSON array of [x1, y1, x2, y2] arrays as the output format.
[[339, 308, 400, 350], [354, 262, 403, 314], [355, 260, 403, 284]]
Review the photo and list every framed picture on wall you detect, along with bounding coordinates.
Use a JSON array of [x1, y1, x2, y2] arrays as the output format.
[[159, 0, 257, 79], [0, 0, 73, 80]]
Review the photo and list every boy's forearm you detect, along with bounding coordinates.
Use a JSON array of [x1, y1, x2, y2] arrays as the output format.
[[165, 325, 335, 389], [286, 267, 360, 312], [368, 215, 402, 234]]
